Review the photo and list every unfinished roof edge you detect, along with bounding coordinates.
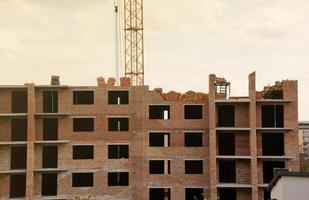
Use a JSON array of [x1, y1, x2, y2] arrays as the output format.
[[1, 73, 297, 102]]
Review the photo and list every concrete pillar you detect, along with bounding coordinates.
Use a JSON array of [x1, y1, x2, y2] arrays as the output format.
[[249, 72, 258, 200], [282, 80, 300, 171], [25, 83, 35, 200], [164, 134, 169, 147], [209, 74, 217, 199], [164, 160, 169, 174], [132, 86, 147, 200]]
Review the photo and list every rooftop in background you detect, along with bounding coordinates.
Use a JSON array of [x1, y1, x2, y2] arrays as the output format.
[[267, 170, 309, 191], [299, 121, 309, 129]]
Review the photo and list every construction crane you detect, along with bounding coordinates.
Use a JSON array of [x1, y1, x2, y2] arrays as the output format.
[[114, 0, 144, 86]]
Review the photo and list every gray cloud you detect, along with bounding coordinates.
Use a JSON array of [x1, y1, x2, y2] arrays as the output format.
[[0, 0, 308, 120]]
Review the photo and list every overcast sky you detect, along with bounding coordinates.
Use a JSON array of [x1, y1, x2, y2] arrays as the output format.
[[0, 0, 308, 120]]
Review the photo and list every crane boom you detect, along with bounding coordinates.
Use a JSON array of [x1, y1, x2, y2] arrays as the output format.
[[124, 0, 144, 86]]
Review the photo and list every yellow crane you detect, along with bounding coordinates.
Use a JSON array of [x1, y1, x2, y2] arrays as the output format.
[[115, 0, 144, 86]]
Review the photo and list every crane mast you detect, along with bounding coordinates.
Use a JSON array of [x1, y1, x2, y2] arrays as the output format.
[[124, 0, 144, 86]]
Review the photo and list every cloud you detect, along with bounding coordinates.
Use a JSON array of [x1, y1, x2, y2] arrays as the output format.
[[24, 0, 108, 9], [0, 29, 22, 50], [0, 0, 308, 119]]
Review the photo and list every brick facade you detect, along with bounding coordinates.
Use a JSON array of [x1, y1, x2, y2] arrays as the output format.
[[0, 72, 299, 200]]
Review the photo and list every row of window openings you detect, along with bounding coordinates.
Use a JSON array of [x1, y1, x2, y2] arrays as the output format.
[[10, 161, 285, 200], [152, 132, 283, 154], [11, 118, 201, 140], [218, 160, 285, 184], [39, 91, 204, 120], [73, 90, 129, 105], [44, 91, 130, 112], [217, 105, 284, 128], [9, 172, 129, 198], [63, 105, 282, 130], [10, 161, 283, 198], [9, 146, 59, 169], [8, 91, 285, 128], [9, 145, 127, 169], [30, 130, 286, 157], [10, 119, 285, 157], [10, 130, 284, 169], [73, 145, 128, 160], [8, 117, 129, 142], [44, 105, 283, 129], [10, 174, 204, 200], [9, 119, 204, 148], [217, 132, 285, 156], [6, 91, 204, 120], [6, 90, 129, 113], [10, 146, 203, 175], [73, 118, 129, 132]]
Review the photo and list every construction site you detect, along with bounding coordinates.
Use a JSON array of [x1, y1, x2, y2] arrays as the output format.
[[0, 73, 299, 200], [0, 0, 301, 200]]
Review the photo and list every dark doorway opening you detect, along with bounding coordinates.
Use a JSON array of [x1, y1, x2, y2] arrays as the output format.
[[11, 90, 27, 113], [185, 132, 203, 147], [262, 133, 284, 156], [263, 161, 285, 183], [149, 160, 170, 174], [184, 105, 203, 119], [218, 132, 235, 155], [218, 105, 235, 127], [72, 173, 93, 187], [149, 105, 170, 120], [73, 118, 94, 132], [11, 146, 27, 169], [185, 188, 204, 200], [10, 174, 26, 198], [43, 91, 58, 113], [73, 91, 94, 105], [11, 118, 27, 141], [108, 172, 129, 186], [43, 118, 58, 140], [218, 188, 236, 200], [73, 145, 94, 160], [149, 188, 171, 200], [42, 146, 58, 168], [108, 91, 129, 104], [108, 118, 129, 131], [149, 132, 170, 147], [219, 160, 236, 183], [261, 105, 284, 127], [264, 189, 271, 200], [42, 173, 57, 196], [108, 145, 129, 159], [185, 160, 203, 174]]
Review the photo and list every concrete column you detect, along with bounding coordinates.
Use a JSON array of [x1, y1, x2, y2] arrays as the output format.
[[164, 134, 169, 147], [249, 72, 258, 200], [164, 160, 169, 174], [282, 80, 300, 171], [25, 83, 35, 200], [132, 86, 147, 200], [209, 74, 217, 199]]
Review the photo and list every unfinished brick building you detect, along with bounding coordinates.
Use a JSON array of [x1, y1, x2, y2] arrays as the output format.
[[0, 72, 299, 200]]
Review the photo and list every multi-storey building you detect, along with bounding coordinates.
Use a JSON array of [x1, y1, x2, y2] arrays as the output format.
[[0, 72, 299, 200], [299, 121, 309, 158]]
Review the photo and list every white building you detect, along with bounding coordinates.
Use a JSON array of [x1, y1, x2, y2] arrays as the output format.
[[299, 121, 309, 158], [268, 171, 309, 200]]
